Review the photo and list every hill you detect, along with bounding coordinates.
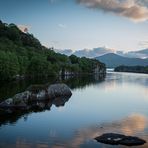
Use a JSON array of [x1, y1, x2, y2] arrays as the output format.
[[0, 20, 105, 81], [96, 53, 148, 68]]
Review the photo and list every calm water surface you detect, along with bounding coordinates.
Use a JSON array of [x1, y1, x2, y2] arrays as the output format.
[[0, 72, 148, 148]]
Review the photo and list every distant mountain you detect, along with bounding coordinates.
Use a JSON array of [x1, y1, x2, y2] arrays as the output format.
[[96, 53, 148, 68]]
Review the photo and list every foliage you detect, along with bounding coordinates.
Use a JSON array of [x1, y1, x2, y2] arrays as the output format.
[[27, 56, 55, 77], [0, 51, 19, 81]]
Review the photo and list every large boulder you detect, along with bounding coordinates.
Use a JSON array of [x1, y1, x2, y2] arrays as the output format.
[[47, 83, 72, 98]]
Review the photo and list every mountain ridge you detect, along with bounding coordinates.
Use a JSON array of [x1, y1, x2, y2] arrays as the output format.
[[95, 53, 148, 68]]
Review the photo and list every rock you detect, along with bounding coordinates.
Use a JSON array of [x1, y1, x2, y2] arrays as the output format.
[[48, 83, 72, 98], [0, 98, 13, 107], [29, 91, 46, 102], [13, 91, 30, 104], [5, 98, 13, 105], [36, 90, 46, 100], [95, 133, 146, 146], [0, 101, 11, 108]]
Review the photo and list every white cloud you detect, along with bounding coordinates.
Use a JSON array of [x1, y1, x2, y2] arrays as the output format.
[[17, 25, 30, 33], [77, 0, 148, 22], [55, 47, 114, 57], [139, 41, 148, 48]]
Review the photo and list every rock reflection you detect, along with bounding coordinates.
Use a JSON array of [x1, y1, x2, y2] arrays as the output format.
[[0, 96, 70, 126]]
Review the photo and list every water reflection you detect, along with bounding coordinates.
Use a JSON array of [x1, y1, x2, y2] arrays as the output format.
[[0, 74, 105, 127], [0, 72, 148, 148], [1, 114, 147, 148], [106, 72, 148, 88], [50, 114, 148, 148], [0, 74, 105, 102], [61, 74, 105, 90]]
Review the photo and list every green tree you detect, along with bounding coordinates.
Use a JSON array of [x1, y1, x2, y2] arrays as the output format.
[[27, 56, 55, 78], [0, 51, 19, 81]]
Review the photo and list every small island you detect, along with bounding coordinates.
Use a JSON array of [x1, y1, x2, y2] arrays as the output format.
[[114, 65, 148, 74]]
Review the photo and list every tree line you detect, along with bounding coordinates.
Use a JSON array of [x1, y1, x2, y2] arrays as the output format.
[[114, 65, 148, 74]]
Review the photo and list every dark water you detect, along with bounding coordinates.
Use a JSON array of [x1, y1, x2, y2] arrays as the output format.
[[0, 72, 148, 148]]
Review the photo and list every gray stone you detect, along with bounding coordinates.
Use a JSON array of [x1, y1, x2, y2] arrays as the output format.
[[5, 98, 13, 105], [36, 90, 46, 100], [47, 83, 72, 98], [13, 91, 30, 104]]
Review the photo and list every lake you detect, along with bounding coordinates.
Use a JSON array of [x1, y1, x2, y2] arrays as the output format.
[[0, 71, 148, 148]]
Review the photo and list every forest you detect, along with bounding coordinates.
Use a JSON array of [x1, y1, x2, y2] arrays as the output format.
[[0, 20, 105, 81]]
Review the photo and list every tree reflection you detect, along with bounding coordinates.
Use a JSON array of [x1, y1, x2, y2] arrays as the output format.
[[0, 74, 106, 102]]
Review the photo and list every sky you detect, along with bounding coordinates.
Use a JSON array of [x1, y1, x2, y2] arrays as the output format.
[[0, 0, 148, 51]]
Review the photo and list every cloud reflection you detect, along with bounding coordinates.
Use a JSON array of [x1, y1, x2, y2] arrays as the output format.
[[51, 113, 148, 147]]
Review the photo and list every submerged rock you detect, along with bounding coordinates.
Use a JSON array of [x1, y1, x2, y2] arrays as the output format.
[[95, 133, 146, 146]]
